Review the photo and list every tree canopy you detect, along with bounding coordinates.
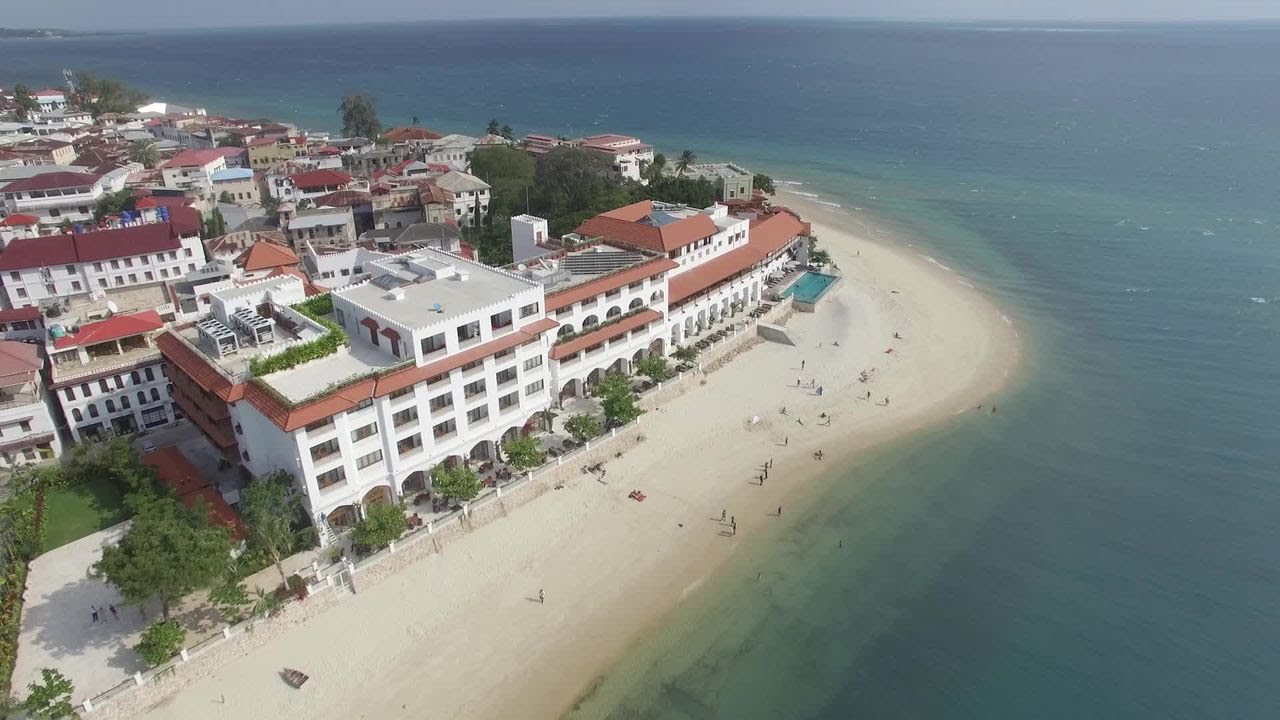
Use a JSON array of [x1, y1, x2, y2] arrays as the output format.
[[338, 93, 381, 139], [128, 140, 160, 168], [240, 471, 304, 587], [21, 668, 74, 720], [70, 72, 147, 116], [10, 84, 39, 121], [502, 435, 545, 473], [351, 502, 407, 549], [432, 464, 482, 503], [134, 620, 186, 667], [675, 150, 698, 175], [753, 173, 776, 194], [93, 188, 136, 221], [95, 495, 233, 620], [564, 413, 603, 444], [596, 373, 642, 427]]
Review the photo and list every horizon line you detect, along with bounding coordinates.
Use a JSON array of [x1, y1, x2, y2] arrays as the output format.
[[9, 15, 1280, 34]]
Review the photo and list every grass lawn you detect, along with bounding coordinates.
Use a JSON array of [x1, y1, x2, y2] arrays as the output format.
[[41, 476, 129, 551]]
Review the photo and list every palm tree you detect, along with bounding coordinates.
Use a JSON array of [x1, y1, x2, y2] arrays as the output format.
[[486, 119, 502, 136], [411, 115, 420, 126], [675, 149, 697, 176], [129, 140, 160, 168]]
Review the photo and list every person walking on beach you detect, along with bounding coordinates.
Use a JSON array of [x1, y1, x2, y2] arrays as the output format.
[[721, 509, 727, 522], [777, 506, 783, 516], [90, 606, 98, 624], [781, 406, 787, 415], [538, 589, 545, 604], [991, 405, 998, 414], [108, 604, 118, 621], [801, 360, 806, 370], [784, 436, 789, 446], [884, 397, 890, 406]]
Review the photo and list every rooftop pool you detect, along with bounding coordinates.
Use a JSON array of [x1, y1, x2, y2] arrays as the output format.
[[780, 271, 839, 305]]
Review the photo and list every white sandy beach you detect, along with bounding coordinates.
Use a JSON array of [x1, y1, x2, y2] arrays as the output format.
[[128, 197, 1019, 720]]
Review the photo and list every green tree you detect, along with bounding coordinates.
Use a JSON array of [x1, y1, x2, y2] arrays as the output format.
[[531, 147, 615, 224], [11, 84, 39, 121], [411, 115, 420, 126], [240, 472, 305, 588], [216, 135, 240, 148], [207, 580, 249, 623], [338, 93, 381, 139], [134, 620, 186, 667], [645, 152, 667, 182], [250, 587, 281, 619], [70, 71, 147, 116], [470, 145, 535, 219], [502, 434, 544, 473], [636, 355, 670, 382], [128, 140, 160, 168], [500, 124, 515, 141], [808, 237, 831, 266], [675, 149, 698, 175], [672, 345, 698, 363], [596, 373, 642, 427], [260, 194, 280, 213], [432, 464, 482, 504], [642, 176, 717, 208], [95, 496, 233, 620], [218, 190, 235, 204], [21, 668, 74, 720], [93, 188, 136, 220], [753, 173, 776, 195], [563, 413, 603, 444], [351, 502, 407, 549], [201, 207, 227, 237], [486, 119, 502, 136]]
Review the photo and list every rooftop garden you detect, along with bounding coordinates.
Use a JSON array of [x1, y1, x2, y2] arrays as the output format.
[[247, 294, 348, 377]]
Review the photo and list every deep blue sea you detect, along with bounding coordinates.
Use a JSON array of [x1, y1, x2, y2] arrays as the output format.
[[6, 19, 1280, 719]]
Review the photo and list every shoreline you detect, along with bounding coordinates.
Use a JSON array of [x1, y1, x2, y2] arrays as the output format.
[[127, 194, 1020, 720]]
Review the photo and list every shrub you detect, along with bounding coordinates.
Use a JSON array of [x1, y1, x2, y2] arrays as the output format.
[[21, 667, 74, 720], [672, 345, 698, 363], [135, 620, 186, 667], [635, 356, 670, 382], [502, 434, 545, 472], [433, 464, 482, 503], [564, 414, 602, 444], [248, 295, 349, 377], [350, 502, 408, 549]]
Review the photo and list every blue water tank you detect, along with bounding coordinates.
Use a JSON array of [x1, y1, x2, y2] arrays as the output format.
[[49, 324, 66, 339]]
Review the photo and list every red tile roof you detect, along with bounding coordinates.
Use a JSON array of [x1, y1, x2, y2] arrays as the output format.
[[141, 448, 246, 539], [669, 211, 808, 304], [159, 149, 228, 169], [382, 126, 444, 142], [0, 215, 198, 271], [235, 241, 300, 272], [575, 200, 719, 253], [0, 306, 41, 323], [548, 309, 662, 360], [289, 169, 351, 189], [182, 487, 247, 540], [0, 340, 41, 385], [52, 310, 163, 350], [545, 257, 678, 312], [1, 172, 100, 193], [33, 89, 65, 97], [0, 214, 39, 227], [311, 190, 370, 208]]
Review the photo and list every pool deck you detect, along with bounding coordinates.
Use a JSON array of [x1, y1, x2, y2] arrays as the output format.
[[778, 269, 842, 312]]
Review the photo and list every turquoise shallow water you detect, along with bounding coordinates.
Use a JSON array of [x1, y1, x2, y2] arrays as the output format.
[[7, 20, 1280, 718], [780, 272, 839, 304]]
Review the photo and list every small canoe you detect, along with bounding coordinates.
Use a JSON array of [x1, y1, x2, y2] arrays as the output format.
[[283, 668, 309, 688]]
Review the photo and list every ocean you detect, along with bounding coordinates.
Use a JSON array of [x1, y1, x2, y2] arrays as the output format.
[[6, 19, 1280, 719]]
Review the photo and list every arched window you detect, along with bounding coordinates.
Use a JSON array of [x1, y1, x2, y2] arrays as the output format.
[[72, 408, 82, 422], [629, 298, 643, 310], [137, 391, 147, 405], [120, 396, 130, 409], [557, 325, 575, 338], [151, 388, 161, 401], [105, 399, 116, 413], [583, 315, 599, 328], [650, 290, 665, 303], [87, 403, 99, 418], [130, 371, 141, 385], [606, 306, 622, 319]]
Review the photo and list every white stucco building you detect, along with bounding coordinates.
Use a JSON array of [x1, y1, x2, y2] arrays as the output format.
[[0, 340, 62, 467], [432, 170, 490, 227]]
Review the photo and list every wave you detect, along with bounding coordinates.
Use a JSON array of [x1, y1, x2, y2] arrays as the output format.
[[814, 200, 843, 209], [781, 189, 821, 198], [1250, 297, 1269, 304], [921, 255, 952, 272], [949, 25, 1127, 33], [779, 180, 805, 186]]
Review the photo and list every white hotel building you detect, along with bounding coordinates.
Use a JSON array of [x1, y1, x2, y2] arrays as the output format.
[[160, 251, 558, 538]]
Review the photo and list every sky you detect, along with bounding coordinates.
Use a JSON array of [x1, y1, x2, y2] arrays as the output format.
[[5, 0, 1280, 31]]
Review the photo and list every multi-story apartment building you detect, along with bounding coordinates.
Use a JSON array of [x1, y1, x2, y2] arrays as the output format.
[[524, 133, 654, 184], [267, 169, 354, 204], [280, 206, 357, 251], [246, 134, 308, 170], [1, 171, 105, 226], [159, 251, 559, 537], [210, 168, 260, 205], [9, 138, 76, 165], [46, 310, 178, 442], [0, 207, 204, 309], [432, 170, 490, 227], [513, 243, 676, 403], [159, 149, 229, 192], [574, 200, 809, 347], [0, 340, 62, 467], [683, 163, 755, 202]]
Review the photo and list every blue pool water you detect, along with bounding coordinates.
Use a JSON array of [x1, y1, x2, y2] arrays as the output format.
[[781, 272, 839, 304]]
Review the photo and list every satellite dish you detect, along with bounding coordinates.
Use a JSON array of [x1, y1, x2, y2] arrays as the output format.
[[433, 303, 443, 313], [106, 300, 119, 315], [517, 264, 527, 271]]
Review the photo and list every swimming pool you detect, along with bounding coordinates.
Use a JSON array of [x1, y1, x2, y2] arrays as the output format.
[[781, 271, 839, 305]]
